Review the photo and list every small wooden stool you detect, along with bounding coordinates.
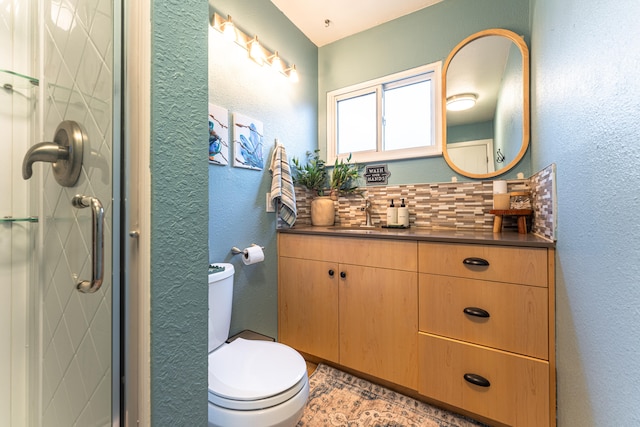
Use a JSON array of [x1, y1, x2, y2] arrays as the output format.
[[490, 209, 532, 234]]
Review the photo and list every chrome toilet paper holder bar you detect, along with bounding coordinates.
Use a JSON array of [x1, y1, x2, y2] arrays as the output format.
[[231, 243, 264, 255]]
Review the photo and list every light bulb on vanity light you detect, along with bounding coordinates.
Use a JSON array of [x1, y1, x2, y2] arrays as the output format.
[[269, 51, 285, 74], [221, 15, 236, 42], [286, 64, 299, 83], [248, 36, 264, 65]]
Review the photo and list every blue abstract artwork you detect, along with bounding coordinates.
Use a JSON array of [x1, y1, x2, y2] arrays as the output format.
[[232, 113, 264, 171], [208, 103, 229, 165]]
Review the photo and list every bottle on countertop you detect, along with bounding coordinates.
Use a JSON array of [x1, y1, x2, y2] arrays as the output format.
[[398, 198, 409, 227], [386, 199, 398, 225]]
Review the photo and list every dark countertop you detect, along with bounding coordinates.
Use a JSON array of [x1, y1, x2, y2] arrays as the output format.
[[278, 225, 556, 248]]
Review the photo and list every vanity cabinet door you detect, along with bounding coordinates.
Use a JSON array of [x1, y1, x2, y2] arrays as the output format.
[[278, 256, 339, 362], [339, 264, 418, 389]]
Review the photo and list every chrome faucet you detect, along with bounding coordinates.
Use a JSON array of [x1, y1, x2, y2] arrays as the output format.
[[361, 199, 374, 228]]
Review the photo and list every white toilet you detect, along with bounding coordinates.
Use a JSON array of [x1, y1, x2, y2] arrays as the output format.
[[208, 263, 309, 427]]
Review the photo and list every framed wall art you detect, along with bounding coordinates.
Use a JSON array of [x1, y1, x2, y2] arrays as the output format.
[[232, 112, 264, 171], [208, 103, 229, 165]]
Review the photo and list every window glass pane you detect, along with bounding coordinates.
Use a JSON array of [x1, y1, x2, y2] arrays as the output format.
[[337, 92, 376, 154], [383, 80, 432, 151]]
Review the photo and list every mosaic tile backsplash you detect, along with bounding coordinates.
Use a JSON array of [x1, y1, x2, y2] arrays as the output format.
[[291, 164, 556, 241]]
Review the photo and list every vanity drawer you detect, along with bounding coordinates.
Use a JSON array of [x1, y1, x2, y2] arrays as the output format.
[[419, 274, 548, 358], [418, 242, 548, 287], [279, 233, 416, 271], [418, 333, 549, 427], [278, 233, 339, 262]]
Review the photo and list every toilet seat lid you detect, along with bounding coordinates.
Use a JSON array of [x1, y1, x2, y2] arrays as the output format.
[[208, 338, 306, 401]]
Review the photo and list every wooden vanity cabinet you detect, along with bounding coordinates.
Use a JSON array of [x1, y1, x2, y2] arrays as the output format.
[[278, 232, 555, 427], [278, 233, 418, 389]]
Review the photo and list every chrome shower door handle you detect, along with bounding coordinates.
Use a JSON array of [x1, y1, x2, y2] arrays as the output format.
[[72, 195, 104, 293]]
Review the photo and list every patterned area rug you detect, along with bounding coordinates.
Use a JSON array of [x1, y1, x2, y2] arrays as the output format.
[[297, 364, 487, 427]]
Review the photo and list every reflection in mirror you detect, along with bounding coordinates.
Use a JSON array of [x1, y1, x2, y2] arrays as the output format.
[[442, 29, 529, 179]]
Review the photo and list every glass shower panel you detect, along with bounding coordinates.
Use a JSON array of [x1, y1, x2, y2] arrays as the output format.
[[39, 0, 119, 424], [2, 0, 120, 425]]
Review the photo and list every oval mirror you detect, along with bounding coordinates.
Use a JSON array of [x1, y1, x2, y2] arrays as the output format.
[[442, 29, 530, 179]]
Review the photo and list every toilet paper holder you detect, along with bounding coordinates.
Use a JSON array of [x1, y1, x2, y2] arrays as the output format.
[[231, 243, 264, 255]]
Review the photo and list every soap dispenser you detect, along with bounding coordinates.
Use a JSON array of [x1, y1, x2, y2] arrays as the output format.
[[398, 198, 409, 227], [386, 199, 398, 225]]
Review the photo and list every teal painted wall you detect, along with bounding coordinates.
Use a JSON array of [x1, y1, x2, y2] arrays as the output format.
[[447, 120, 494, 143], [207, 0, 318, 339], [318, 0, 531, 183], [150, 0, 209, 424], [530, 0, 640, 424]]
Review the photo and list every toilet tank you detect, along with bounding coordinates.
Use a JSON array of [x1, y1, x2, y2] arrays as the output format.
[[208, 263, 235, 353]]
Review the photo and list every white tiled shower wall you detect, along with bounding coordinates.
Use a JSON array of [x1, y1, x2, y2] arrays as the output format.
[[40, 0, 114, 425], [1, 2, 32, 425]]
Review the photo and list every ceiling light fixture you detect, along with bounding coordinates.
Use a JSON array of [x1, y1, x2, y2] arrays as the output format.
[[446, 93, 477, 111]]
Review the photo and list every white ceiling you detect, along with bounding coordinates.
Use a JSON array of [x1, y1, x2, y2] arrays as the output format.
[[269, 0, 444, 47]]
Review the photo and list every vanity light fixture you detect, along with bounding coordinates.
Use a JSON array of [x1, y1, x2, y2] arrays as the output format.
[[446, 93, 477, 111], [210, 11, 300, 83]]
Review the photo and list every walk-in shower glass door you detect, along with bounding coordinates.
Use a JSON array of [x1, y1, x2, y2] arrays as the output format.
[[2, 0, 121, 425], [39, 0, 121, 424]]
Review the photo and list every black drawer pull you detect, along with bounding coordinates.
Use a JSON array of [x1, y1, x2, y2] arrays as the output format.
[[340, 271, 347, 278], [463, 257, 490, 267], [464, 373, 491, 388], [328, 269, 335, 277], [463, 307, 490, 318]]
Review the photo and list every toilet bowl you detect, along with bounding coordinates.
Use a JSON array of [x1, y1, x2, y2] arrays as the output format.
[[208, 264, 309, 427], [208, 338, 309, 427]]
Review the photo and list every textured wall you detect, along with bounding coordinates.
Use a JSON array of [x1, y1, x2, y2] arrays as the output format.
[[530, 0, 640, 424], [207, 0, 318, 339], [318, 0, 531, 184], [494, 43, 525, 169], [150, 0, 209, 424]]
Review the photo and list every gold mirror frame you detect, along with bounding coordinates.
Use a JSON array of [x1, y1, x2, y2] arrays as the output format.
[[442, 29, 530, 179]]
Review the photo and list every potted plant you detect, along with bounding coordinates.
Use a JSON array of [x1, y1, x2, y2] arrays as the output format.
[[291, 149, 327, 195], [329, 153, 362, 200], [291, 150, 335, 226]]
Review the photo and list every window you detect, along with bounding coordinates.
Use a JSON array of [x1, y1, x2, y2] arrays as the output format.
[[327, 62, 442, 164]]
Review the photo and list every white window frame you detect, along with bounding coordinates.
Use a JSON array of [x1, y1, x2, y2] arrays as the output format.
[[327, 62, 442, 165]]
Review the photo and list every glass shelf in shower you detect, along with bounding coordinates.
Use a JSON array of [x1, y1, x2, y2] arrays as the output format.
[[0, 69, 39, 90], [0, 216, 39, 223]]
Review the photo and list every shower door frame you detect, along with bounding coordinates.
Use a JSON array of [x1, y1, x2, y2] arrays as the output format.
[[122, 0, 152, 424]]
